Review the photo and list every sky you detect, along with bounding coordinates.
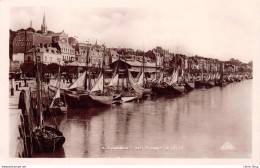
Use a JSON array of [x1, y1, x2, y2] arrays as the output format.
[[9, 0, 260, 63]]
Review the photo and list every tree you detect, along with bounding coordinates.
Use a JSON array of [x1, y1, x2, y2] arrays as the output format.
[[46, 63, 59, 74], [145, 50, 156, 61], [37, 62, 47, 74], [248, 61, 253, 67], [20, 62, 35, 77]]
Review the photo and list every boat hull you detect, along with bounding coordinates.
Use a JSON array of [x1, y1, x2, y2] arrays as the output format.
[[89, 95, 114, 106], [205, 81, 215, 88], [121, 96, 138, 102], [185, 82, 195, 91], [195, 81, 205, 88], [143, 88, 152, 95], [152, 84, 184, 95], [151, 84, 168, 95], [171, 85, 185, 94], [32, 126, 65, 153]]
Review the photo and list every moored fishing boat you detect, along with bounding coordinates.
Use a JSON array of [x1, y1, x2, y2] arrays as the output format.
[[32, 52, 65, 153], [64, 71, 91, 108], [185, 82, 195, 91], [49, 64, 68, 115], [170, 84, 185, 94], [89, 46, 115, 106]]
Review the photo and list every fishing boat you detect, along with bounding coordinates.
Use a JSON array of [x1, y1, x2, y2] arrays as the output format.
[[219, 63, 227, 87], [110, 54, 143, 103], [171, 68, 186, 93], [89, 46, 114, 106], [64, 71, 92, 108], [206, 74, 215, 88], [152, 68, 184, 95], [122, 68, 144, 102], [195, 72, 206, 88], [185, 75, 195, 91], [32, 54, 65, 153], [49, 64, 68, 115], [64, 42, 93, 109], [184, 61, 195, 91]]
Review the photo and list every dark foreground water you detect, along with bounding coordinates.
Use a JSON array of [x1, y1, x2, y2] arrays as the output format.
[[40, 80, 252, 158]]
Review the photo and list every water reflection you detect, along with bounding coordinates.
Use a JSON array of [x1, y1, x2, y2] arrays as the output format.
[[42, 80, 252, 158]]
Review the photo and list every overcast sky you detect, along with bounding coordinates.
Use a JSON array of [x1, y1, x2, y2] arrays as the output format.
[[9, 0, 260, 63]]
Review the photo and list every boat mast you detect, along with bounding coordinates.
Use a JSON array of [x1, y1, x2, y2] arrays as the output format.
[[58, 60, 61, 104], [35, 47, 43, 128], [103, 45, 105, 94], [124, 52, 128, 90], [155, 55, 157, 81], [85, 40, 90, 91], [143, 45, 145, 88], [188, 58, 190, 83], [117, 50, 121, 91]]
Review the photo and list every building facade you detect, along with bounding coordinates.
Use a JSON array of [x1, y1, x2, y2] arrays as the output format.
[[24, 45, 63, 65]]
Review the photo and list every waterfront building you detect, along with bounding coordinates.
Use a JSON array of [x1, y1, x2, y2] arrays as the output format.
[[11, 14, 53, 63], [11, 13, 76, 65], [24, 45, 63, 65], [76, 42, 110, 67], [152, 46, 172, 68], [50, 30, 76, 64]]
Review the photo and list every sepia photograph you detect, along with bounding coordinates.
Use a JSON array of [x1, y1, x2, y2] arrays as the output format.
[[2, 0, 259, 165]]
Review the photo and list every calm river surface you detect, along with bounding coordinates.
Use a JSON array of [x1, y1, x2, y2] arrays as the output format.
[[40, 80, 252, 158]]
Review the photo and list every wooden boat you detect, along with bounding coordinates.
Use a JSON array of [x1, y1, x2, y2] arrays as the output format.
[[49, 65, 68, 114], [89, 94, 113, 105], [194, 74, 206, 88], [185, 82, 195, 91], [64, 71, 91, 108], [32, 53, 65, 153], [89, 46, 114, 106], [171, 84, 185, 94], [121, 95, 138, 102], [32, 126, 65, 153], [152, 68, 184, 95], [206, 81, 215, 88], [121, 68, 144, 102], [184, 73, 195, 91]]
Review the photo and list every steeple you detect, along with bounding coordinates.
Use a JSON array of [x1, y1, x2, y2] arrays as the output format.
[[41, 12, 47, 34], [43, 12, 46, 25]]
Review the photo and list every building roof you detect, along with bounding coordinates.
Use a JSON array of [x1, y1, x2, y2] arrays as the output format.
[[58, 41, 74, 49], [110, 59, 156, 68], [47, 30, 66, 37], [26, 46, 61, 54], [66, 61, 87, 67]]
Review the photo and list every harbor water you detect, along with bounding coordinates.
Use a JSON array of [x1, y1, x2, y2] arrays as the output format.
[[37, 80, 252, 158]]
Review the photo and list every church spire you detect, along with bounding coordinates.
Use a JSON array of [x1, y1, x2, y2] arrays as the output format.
[[43, 12, 46, 25], [41, 12, 47, 34]]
